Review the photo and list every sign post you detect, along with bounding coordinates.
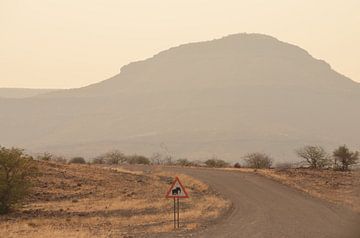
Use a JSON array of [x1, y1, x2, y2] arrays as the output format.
[[166, 176, 189, 229]]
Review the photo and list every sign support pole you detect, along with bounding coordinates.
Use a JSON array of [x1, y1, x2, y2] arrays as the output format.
[[177, 198, 180, 228], [173, 197, 176, 229]]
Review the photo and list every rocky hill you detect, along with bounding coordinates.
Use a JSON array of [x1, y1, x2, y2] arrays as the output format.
[[0, 33, 359, 161]]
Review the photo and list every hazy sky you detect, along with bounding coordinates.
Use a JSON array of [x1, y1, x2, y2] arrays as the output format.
[[1, 0, 359, 88]]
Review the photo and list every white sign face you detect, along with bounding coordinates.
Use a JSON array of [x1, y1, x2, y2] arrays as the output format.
[[166, 177, 189, 198]]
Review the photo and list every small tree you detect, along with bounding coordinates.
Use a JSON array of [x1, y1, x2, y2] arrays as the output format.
[[0, 147, 37, 214], [69, 157, 86, 164], [244, 153, 273, 169], [333, 145, 359, 171], [295, 146, 329, 169], [104, 150, 127, 165]]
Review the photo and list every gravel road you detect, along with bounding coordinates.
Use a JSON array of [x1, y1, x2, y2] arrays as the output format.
[[161, 167, 360, 238]]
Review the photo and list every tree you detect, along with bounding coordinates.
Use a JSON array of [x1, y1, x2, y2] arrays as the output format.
[[243, 153, 273, 169], [104, 150, 127, 164], [295, 146, 329, 169], [333, 145, 359, 171], [0, 146, 37, 214]]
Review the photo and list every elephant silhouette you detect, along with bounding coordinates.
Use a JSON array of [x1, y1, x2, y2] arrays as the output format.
[[172, 187, 181, 195]]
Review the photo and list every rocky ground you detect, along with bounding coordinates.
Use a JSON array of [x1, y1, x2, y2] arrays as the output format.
[[0, 161, 229, 238]]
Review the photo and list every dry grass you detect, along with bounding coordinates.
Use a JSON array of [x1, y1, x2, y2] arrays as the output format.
[[230, 167, 360, 213], [0, 161, 229, 238]]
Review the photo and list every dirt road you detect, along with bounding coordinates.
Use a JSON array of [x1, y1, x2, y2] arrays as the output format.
[[161, 167, 360, 238]]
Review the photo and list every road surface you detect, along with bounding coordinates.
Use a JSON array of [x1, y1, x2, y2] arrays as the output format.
[[160, 167, 360, 238]]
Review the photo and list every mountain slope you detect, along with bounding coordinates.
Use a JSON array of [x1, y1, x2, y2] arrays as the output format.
[[1, 33, 359, 161]]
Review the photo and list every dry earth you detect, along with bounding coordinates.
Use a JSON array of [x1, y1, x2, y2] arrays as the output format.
[[0, 161, 229, 238], [231, 168, 360, 213]]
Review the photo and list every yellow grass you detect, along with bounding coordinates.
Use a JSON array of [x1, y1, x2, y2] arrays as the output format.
[[0, 162, 230, 237]]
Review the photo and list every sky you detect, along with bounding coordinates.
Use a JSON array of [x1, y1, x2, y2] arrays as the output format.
[[1, 0, 359, 89]]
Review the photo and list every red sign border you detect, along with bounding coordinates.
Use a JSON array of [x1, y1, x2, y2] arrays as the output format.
[[165, 176, 189, 199]]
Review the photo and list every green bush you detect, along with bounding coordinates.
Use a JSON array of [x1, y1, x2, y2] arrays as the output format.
[[244, 153, 273, 169], [127, 155, 150, 165], [69, 157, 86, 164], [176, 158, 193, 167], [205, 158, 228, 168], [333, 145, 359, 171], [0, 146, 37, 214]]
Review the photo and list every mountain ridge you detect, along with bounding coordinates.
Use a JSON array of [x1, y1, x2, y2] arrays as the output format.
[[36, 33, 359, 99], [0, 33, 359, 161]]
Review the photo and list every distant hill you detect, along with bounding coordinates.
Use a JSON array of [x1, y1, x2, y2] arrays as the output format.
[[0, 33, 359, 162], [0, 88, 60, 98]]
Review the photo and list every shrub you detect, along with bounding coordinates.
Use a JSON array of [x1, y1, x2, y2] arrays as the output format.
[[205, 158, 228, 168], [333, 145, 359, 171], [104, 150, 127, 165], [295, 146, 329, 169], [69, 157, 86, 164], [244, 153, 273, 169], [127, 155, 150, 165], [176, 158, 193, 167], [0, 146, 37, 214], [91, 156, 106, 164], [234, 162, 241, 168]]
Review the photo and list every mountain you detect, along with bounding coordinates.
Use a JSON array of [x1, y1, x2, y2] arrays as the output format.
[[0, 88, 60, 98], [0, 33, 359, 161]]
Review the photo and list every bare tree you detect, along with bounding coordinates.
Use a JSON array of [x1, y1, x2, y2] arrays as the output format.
[[333, 145, 359, 171], [150, 152, 162, 165], [103, 150, 127, 164], [243, 153, 273, 169], [295, 146, 329, 169]]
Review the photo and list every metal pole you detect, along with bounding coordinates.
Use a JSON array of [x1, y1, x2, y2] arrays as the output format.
[[173, 197, 176, 229], [177, 198, 180, 228]]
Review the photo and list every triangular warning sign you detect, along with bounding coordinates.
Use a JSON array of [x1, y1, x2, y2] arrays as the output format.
[[165, 177, 189, 198]]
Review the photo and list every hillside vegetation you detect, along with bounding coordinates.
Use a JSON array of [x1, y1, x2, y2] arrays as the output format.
[[0, 161, 229, 237]]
